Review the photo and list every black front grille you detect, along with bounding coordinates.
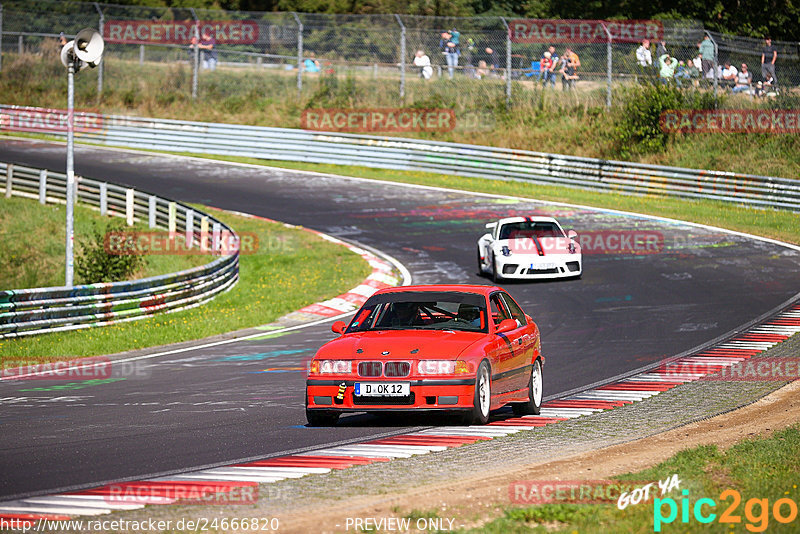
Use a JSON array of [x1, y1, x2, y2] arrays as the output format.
[[384, 361, 411, 377], [358, 361, 382, 377], [352, 392, 415, 405], [566, 261, 580, 272], [527, 267, 559, 274], [502, 264, 519, 274]]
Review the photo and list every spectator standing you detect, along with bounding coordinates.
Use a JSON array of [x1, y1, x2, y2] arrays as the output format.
[[539, 51, 553, 83], [636, 39, 652, 67], [413, 49, 433, 80], [565, 47, 580, 70], [761, 37, 777, 85], [485, 47, 500, 76], [445, 41, 459, 79], [655, 40, 668, 61], [733, 63, 752, 93], [560, 55, 578, 90], [546, 45, 559, 87], [198, 29, 217, 71], [463, 38, 477, 78], [698, 35, 715, 78]]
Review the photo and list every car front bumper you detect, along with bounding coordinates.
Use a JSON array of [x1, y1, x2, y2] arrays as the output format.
[[306, 377, 476, 411], [496, 254, 582, 279]]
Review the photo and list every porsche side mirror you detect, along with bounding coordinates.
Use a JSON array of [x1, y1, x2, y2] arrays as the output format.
[[496, 318, 518, 334], [485, 222, 497, 230], [331, 320, 346, 334], [567, 229, 578, 239]]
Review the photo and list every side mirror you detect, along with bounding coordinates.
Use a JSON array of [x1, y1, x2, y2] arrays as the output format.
[[485, 222, 497, 230], [331, 320, 346, 334], [496, 318, 518, 334], [567, 229, 578, 239], [525, 314, 533, 323]]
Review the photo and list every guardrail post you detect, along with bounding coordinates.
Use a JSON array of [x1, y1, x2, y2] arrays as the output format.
[[212, 221, 221, 252], [292, 12, 302, 98], [395, 14, 405, 100], [125, 188, 134, 226], [4, 163, 12, 198], [39, 169, 47, 204], [200, 215, 209, 251], [185, 209, 194, 249], [148, 195, 156, 228], [99, 182, 107, 215], [168, 202, 177, 236]]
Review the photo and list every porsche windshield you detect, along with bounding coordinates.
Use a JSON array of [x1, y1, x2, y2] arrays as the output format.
[[499, 221, 565, 240], [346, 291, 488, 333]]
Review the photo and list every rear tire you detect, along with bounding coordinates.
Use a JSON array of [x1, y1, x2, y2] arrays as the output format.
[[461, 361, 492, 425], [512, 359, 543, 416], [306, 409, 339, 427]]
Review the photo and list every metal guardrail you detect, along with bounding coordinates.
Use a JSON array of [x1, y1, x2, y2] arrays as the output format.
[[0, 161, 239, 338], [6, 105, 794, 211]]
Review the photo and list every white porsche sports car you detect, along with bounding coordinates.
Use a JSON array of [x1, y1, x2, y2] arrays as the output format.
[[477, 216, 582, 281]]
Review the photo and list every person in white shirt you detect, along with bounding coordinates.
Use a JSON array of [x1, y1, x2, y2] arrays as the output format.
[[636, 39, 652, 67], [733, 63, 752, 93], [414, 49, 433, 80]]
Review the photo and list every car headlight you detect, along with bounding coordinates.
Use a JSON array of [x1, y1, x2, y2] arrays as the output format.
[[417, 360, 471, 375], [310, 360, 352, 375]]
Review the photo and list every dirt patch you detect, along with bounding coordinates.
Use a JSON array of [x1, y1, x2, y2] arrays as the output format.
[[277, 379, 800, 533]]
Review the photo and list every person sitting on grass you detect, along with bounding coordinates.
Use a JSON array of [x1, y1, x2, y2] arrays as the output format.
[[732, 63, 752, 94], [303, 52, 321, 73], [658, 54, 677, 84], [721, 61, 738, 88]]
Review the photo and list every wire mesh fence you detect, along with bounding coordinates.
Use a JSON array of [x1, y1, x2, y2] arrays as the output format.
[[0, 0, 798, 118]]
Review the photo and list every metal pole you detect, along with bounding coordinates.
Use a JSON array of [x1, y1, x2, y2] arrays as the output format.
[[706, 31, 718, 107], [395, 14, 405, 100], [17, 34, 21, 55], [191, 8, 199, 100], [601, 22, 612, 108], [501, 17, 511, 105], [94, 3, 103, 95], [139, 44, 144, 64], [292, 13, 302, 98], [0, 5, 4, 72], [65, 61, 75, 287]]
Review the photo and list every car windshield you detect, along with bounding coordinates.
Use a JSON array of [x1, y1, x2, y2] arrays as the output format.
[[346, 291, 488, 333], [499, 221, 564, 240]]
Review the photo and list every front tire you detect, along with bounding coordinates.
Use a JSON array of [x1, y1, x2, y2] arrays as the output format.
[[462, 360, 492, 425], [491, 253, 502, 283], [512, 359, 543, 416], [306, 409, 339, 426]]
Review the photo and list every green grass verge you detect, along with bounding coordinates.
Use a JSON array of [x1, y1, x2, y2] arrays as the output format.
[[0, 196, 208, 289], [0, 207, 371, 362], [474, 424, 800, 533], [168, 153, 800, 247]]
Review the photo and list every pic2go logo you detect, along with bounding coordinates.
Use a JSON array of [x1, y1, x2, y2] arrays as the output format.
[[654, 489, 799, 532]]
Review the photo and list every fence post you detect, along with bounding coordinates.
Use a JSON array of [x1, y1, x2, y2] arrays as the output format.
[[139, 44, 144, 64], [395, 14, 406, 101], [190, 8, 199, 100], [148, 195, 156, 228], [94, 3, 103, 95], [500, 17, 511, 105], [125, 188, 134, 226], [601, 22, 612, 108], [17, 34, 21, 55], [99, 182, 107, 215], [706, 31, 718, 107], [292, 12, 303, 98], [0, 4, 4, 72], [5, 163, 12, 198], [185, 209, 194, 249], [39, 169, 47, 204]]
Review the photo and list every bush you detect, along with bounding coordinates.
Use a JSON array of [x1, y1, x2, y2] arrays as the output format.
[[613, 84, 718, 158], [76, 220, 144, 284]]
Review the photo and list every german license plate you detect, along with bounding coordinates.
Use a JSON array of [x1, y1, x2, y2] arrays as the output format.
[[354, 382, 410, 397], [530, 263, 557, 270]]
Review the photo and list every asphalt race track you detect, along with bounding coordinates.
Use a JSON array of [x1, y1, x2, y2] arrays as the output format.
[[1, 139, 799, 499]]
